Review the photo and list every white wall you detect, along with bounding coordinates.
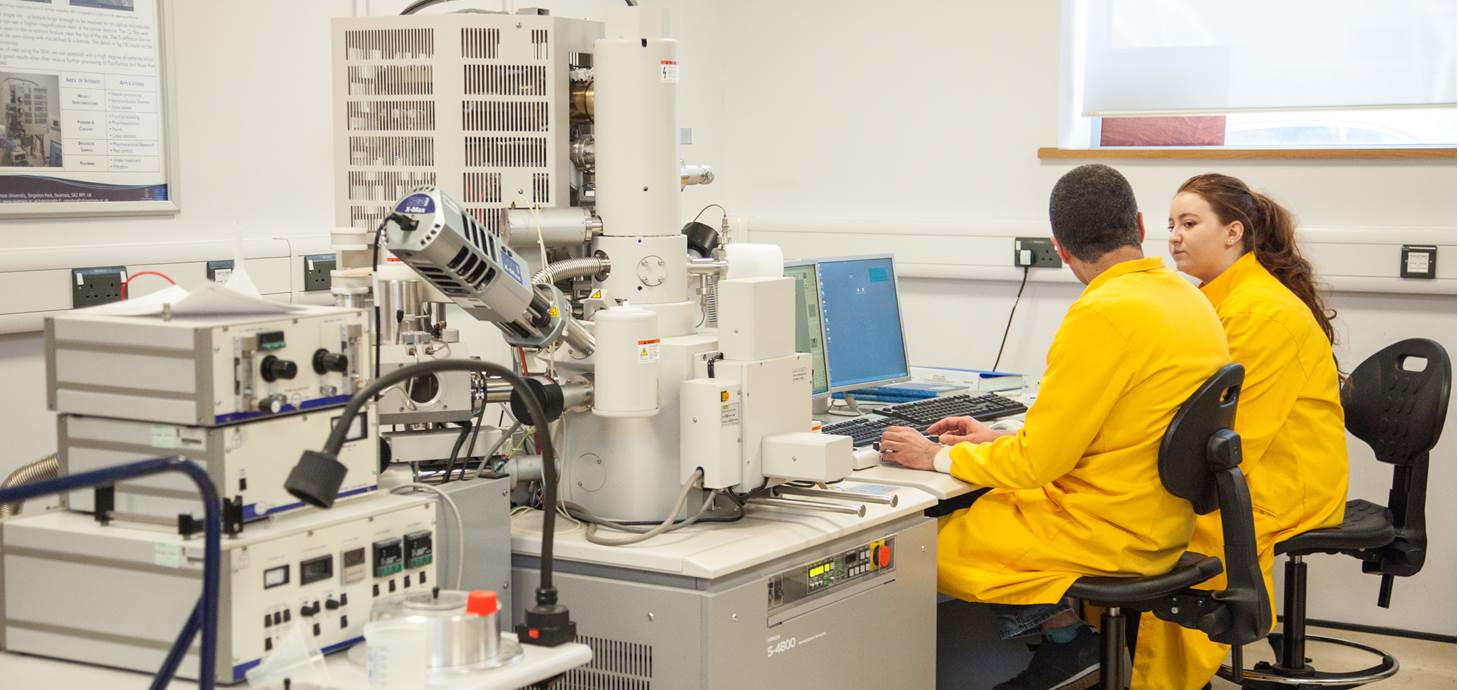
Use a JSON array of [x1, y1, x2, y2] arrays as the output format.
[[0, 0, 725, 468], [0, 0, 1451, 637], [716, 0, 1457, 635], [0, 0, 353, 469]]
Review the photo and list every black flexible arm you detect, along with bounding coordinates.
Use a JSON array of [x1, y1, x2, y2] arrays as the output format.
[[286, 358, 574, 644]]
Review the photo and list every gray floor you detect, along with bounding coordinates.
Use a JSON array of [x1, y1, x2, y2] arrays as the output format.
[[1213, 625, 1456, 689]]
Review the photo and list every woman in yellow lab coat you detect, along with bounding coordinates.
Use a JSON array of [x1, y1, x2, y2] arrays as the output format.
[[1132, 174, 1349, 689]]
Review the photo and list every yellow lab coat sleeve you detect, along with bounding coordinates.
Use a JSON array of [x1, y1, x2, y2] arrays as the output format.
[[946, 306, 1133, 489]]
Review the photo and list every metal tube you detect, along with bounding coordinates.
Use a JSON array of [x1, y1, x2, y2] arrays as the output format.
[[506, 207, 600, 249], [772, 485, 898, 508], [746, 496, 866, 517], [505, 454, 544, 484], [483, 379, 514, 403], [1281, 556, 1308, 671], [687, 258, 727, 275], [1101, 607, 1124, 690], [569, 79, 594, 121], [532, 256, 611, 286], [561, 317, 596, 356], [0, 453, 59, 519]]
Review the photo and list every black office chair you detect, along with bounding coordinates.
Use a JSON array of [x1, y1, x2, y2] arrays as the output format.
[[1067, 363, 1272, 690], [1223, 338, 1451, 689]]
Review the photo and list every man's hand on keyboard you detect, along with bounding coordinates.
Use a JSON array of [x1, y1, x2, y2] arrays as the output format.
[[927, 416, 1006, 445], [878, 426, 939, 471]]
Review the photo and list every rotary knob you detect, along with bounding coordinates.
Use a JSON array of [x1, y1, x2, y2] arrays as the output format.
[[261, 356, 298, 382], [312, 349, 349, 375], [258, 395, 287, 414]]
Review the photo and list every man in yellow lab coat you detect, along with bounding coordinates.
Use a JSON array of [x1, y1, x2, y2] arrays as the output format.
[[880, 164, 1230, 690]]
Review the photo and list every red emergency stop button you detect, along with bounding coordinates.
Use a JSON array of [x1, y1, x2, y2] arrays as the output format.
[[528, 628, 540, 639], [876, 545, 892, 568]]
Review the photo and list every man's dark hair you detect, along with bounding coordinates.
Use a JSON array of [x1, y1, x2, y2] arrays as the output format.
[[1048, 164, 1142, 262]]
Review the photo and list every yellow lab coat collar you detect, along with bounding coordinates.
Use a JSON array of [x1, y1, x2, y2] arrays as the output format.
[[1082, 256, 1165, 297], [1198, 251, 1262, 307]]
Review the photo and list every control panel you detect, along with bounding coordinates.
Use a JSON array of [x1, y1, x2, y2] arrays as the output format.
[[0, 494, 437, 685], [228, 315, 369, 424], [767, 537, 895, 612], [241, 500, 437, 680], [47, 307, 371, 427]]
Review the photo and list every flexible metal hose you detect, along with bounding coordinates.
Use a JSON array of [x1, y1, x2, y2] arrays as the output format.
[[703, 274, 720, 327], [0, 453, 60, 519], [532, 256, 611, 286]]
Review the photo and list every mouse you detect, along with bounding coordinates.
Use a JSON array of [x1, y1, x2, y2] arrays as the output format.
[[989, 419, 1023, 433]]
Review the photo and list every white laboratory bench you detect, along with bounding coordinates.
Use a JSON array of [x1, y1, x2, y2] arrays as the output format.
[[511, 481, 936, 578], [0, 633, 591, 690]]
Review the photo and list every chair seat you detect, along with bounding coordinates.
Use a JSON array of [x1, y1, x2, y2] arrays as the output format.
[[1066, 552, 1223, 605], [1276, 499, 1395, 557]]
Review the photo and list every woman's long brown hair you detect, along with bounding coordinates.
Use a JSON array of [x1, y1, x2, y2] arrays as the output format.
[[1178, 173, 1337, 344]]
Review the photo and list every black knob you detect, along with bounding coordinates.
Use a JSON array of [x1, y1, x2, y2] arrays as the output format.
[[325, 598, 340, 611], [261, 356, 298, 382], [258, 395, 286, 414], [312, 349, 349, 375]]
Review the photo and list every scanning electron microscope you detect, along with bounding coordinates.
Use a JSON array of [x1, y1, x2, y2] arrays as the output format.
[[332, 6, 938, 689]]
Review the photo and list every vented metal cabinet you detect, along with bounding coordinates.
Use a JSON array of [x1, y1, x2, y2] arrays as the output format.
[[510, 515, 937, 690], [332, 12, 600, 234]]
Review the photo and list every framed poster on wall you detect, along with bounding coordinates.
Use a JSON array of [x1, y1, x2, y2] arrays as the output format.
[[0, 0, 179, 217]]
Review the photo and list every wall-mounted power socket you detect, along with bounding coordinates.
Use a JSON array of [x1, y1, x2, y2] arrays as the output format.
[[1014, 237, 1061, 268], [303, 253, 336, 292], [71, 266, 128, 308]]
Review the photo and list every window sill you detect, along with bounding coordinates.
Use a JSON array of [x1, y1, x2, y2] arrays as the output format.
[[1037, 147, 1456, 160]]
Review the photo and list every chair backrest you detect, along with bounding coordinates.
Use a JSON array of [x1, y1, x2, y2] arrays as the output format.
[[1343, 338, 1452, 466], [1159, 363, 1272, 645], [1159, 364, 1244, 515], [1343, 338, 1452, 581]]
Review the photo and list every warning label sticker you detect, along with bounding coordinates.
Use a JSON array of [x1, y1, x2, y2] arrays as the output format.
[[720, 401, 741, 426], [637, 338, 661, 363], [791, 366, 810, 382], [660, 59, 680, 83]]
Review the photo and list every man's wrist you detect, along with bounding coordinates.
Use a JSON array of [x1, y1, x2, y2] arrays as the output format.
[[933, 446, 954, 474]]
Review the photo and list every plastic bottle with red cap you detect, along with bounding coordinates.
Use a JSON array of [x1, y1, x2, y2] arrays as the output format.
[[466, 590, 499, 616]]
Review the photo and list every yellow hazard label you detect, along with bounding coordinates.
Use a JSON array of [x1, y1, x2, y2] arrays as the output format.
[[548, 306, 559, 318], [637, 338, 661, 363], [589, 289, 603, 299]]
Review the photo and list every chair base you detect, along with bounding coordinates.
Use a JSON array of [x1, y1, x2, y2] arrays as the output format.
[[1217, 634, 1398, 689]]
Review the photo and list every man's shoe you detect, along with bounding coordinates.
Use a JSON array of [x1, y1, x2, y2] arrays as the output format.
[[992, 625, 1101, 690]]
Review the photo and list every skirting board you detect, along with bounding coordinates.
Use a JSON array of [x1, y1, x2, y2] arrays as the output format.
[[0, 235, 336, 335], [747, 217, 1456, 296]]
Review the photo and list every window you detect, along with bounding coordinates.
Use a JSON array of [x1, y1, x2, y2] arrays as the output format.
[[1061, 0, 1457, 149]]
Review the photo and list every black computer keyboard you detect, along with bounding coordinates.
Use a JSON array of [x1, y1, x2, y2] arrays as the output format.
[[821, 416, 907, 447], [882, 393, 1027, 427]]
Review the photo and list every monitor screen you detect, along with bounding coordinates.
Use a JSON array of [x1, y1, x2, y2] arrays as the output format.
[[784, 261, 830, 397], [817, 255, 910, 392]]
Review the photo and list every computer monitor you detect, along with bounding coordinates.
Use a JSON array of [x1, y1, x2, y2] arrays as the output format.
[[784, 259, 830, 397], [816, 254, 911, 393]]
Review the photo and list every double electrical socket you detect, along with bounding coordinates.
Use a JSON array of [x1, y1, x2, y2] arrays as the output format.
[[1014, 237, 1061, 268], [71, 266, 127, 308]]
